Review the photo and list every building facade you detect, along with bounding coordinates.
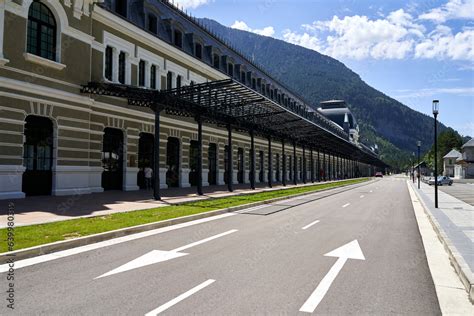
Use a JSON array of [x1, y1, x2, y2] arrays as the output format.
[[443, 149, 461, 177], [0, 0, 383, 200], [454, 139, 474, 179]]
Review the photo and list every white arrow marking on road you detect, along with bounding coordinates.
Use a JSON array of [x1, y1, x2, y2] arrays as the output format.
[[145, 279, 215, 315], [342, 203, 350, 208], [302, 220, 320, 230], [95, 230, 237, 279], [299, 240, 365, 313]]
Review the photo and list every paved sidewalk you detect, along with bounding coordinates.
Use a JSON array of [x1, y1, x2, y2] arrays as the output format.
[[411, 181, 474, 301], [0, 180, 343, 228]]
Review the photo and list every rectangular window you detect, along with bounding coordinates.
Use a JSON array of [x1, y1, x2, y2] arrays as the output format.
[[148, 14, 157, 34], [118, 51, 126, 84], [195, 43, 202, 59], [166, 72, 173, 89], [105, 46, 113, 81], [228, 63, 233, 77], [176, 75, 182, 89], [241, 71, 246, 84], [139, 60, 146, 87], [150, 65, 157, 89]]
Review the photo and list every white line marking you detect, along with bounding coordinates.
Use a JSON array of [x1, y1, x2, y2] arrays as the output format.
[[0, 213, 236, 273], [145, 279, 215, 315], [300, 240, 365, 313], [95, 230, 238, 279], [369, 190, 373, 193], [360, 195, 364, 198], [302, 220, 320, 230], [234, 204, 269, 214], [173, 230, 237, 252], [342, 203, 350, 208]]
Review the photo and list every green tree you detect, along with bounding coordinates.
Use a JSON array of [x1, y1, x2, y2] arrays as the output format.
[[424, 129, 463, 174]]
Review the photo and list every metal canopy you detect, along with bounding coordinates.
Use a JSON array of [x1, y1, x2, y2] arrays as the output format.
[[82, 79, 388, 168]]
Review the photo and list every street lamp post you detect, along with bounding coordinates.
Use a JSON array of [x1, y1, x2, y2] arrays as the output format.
[[412, 152, 415, 183], [417, 141, 421, 189], [433, 100, 439, 208]]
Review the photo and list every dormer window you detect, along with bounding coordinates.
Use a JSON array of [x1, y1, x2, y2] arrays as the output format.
[[195, 43, 202, 59], [174, 29, 183, 48], [27, 1, 57, 62], [241, 71, 246, 84], [148, 14, 157, 34], [213, 54, 220, 69], [115, 0, 127, 17], [228, 63, 234, 77]]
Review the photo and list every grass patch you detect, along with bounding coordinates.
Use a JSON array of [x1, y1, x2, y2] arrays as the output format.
[[1, 178, 369, 252]]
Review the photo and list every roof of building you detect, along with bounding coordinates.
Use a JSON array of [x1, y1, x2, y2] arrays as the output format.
[[317, 101, 357, 130], [462, 138, 474, 148], [443, 149, 462, 159]]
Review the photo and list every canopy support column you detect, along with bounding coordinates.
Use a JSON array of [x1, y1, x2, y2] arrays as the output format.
[[196, 115, 203, 196], [268, 137, 273, 188], [153, 107, 162, 200], [282, 140, 286, 186], [250, 130, 255, 190], [293, 141, 297, 185], [227, 124, 233, 192]]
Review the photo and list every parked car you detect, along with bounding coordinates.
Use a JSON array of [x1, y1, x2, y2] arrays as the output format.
[[375, 172, 383, 178], [428, 176, 453, 186]]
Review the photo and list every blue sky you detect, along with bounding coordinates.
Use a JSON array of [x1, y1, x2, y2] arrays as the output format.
[[176, 0, 474, 137]]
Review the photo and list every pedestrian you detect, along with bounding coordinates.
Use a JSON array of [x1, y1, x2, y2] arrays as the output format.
[[144, 166, 153, 190]]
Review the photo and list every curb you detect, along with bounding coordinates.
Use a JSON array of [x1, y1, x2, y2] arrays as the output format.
[[409, 181, 474, 303], [0, 179, 374, 264]]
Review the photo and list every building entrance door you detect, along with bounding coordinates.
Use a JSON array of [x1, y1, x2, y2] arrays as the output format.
[[102, 128, 124, 191], [208, 143, 217, 185], [237, 148, 244, 184], [166, 137, 180, 187], [22, 116, 53, 196], [189, 140, 199, 186], [137, 133, 154, 189]]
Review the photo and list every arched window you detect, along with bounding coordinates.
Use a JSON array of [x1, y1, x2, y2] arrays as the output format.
[[27, 1, 57, 61]]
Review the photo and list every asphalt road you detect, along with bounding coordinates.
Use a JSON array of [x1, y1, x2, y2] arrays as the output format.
[[439, 182, 474, 206], [1, 178, 441, 315]]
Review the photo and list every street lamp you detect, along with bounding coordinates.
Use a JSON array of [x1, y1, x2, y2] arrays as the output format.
[[433, 100, 439, 208], [412, 152, 415, 183], [417, 141, 421, 189]]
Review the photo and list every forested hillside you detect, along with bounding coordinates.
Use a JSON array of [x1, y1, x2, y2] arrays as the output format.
[[199, 18, 461, 170]]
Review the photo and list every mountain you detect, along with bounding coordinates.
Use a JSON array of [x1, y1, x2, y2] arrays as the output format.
[[199, 18, 462, 170]]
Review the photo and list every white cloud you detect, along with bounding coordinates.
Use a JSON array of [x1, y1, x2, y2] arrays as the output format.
[[230, 21, 275, 37], [419, 0, 474, 23], [279, 7, 473, 61], [295, 10, 420, 60], [282, 30, 322, 51], [174, 0, 212, 10], [394, 87, 474, 98], [415, 27, 474, 60]]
